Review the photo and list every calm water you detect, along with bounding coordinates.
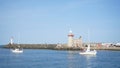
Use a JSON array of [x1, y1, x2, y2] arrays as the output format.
[[0, 48, 120, 68]]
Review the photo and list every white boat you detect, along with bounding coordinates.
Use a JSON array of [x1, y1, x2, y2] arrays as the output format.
[[11, 48, 23, 53], [79, 30, 97, 55], [10, 36, 23, 53], [79, 44, 97, 55]]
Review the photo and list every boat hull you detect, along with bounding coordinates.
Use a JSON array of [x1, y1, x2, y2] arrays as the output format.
[[11, 49, 23, 53], [79, 51, 97, 55]]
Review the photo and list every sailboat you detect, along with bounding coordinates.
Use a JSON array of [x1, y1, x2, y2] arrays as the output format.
[[79, 30, 97, 55], [79, 44, 97, 55]]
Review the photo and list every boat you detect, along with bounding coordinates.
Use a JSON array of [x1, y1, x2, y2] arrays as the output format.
[[79, 30, 97, 55], [11, 48, 23, 53], [79, 44, 97, 55], [11, 45, 23, 53], [10, 36, 23, 53]]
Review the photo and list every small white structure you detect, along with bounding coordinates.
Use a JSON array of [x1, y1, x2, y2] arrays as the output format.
[[68, 30, 74, 47], [102, 43, 112, 47], [115, 43, 120, 47], [56, 43, 62, 48]]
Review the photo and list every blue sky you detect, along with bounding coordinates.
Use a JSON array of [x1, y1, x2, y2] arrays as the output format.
[[0, 0, 120, 45]]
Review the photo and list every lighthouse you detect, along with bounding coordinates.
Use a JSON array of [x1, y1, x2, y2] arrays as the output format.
[[68, 30, 74, 47]]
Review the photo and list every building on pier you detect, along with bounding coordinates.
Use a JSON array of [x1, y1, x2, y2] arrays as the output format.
[[67, 30, 82, 48]]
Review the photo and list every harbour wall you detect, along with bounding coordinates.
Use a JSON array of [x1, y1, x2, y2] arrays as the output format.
[[4, 44, 57, 49], [4, 44, 120, 51]]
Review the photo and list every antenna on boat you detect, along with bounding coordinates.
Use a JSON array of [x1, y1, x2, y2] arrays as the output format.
[[17, 33, 19, 44], [17, 32, 21, 48]]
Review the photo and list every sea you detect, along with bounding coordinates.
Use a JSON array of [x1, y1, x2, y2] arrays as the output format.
[[0, 47, 120, 68]]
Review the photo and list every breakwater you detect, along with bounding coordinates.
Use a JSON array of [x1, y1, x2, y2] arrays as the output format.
[[4, 44, 83, 50], [4, 44, 57, 49], [4, 44, 120, 51]]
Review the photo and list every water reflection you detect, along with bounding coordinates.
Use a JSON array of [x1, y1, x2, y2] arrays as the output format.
[[68, 51, 74, 59], [84, 55, 96, 60], [67, 51, 81, 68], [83, 55, 96, 68], [67, 51, 75, 68], [67, 51, 97, 68]]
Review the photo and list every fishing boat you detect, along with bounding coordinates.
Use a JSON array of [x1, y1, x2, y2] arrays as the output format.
[[11, 35, 23, 53], [11, 45, 23, 53], [11, 48, 23, 53]]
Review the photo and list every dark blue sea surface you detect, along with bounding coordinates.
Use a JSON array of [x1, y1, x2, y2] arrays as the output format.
[[0, 48, 120, 68]]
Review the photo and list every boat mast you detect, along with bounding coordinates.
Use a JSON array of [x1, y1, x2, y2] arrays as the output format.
[[86, 29, 90, 51]]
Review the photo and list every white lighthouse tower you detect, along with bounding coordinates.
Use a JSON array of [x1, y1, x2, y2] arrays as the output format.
[[68, 30, 74, 47]]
